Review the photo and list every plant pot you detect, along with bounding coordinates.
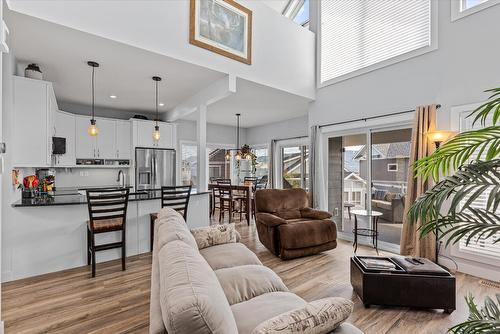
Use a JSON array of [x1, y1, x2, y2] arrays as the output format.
[[25, 63, 43, 80]]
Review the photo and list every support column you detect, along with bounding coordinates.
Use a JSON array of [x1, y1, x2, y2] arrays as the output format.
[[196, 104, 208, 192]]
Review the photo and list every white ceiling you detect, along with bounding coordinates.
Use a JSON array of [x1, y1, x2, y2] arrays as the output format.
[[182, 78, 310, 127], [6, 8, 310, 128], [261, 0, 289, 14], [6, 11, 226, 114]]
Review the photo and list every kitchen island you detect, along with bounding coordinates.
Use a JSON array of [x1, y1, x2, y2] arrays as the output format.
[[5, 188, 210, 281]]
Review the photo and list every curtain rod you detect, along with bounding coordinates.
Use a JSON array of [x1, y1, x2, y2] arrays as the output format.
[[272, 135, 309, 142], [318, 104, 441, 129]]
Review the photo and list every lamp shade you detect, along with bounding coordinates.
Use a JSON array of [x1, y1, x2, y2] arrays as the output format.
[[427, 130, 457, 144]]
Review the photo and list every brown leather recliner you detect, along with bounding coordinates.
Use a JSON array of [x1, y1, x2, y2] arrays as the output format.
[[255, 188, 337, 260]]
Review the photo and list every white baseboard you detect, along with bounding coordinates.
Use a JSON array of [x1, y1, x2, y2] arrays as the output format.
[[439, 256, 500, 282]]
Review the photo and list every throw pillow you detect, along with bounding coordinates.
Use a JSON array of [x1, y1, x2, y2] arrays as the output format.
[[251, 297, 353, 334], [191, 223, 238, 249]]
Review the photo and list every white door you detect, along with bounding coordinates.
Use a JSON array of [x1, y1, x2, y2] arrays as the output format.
[[75, 116, 96, 158], [54, 111, 75, 166], [116, 120, 131, 159], [95, 118, 116, 159]]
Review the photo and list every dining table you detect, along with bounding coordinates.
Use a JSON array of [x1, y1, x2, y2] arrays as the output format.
[[208, 183, 253, 225]]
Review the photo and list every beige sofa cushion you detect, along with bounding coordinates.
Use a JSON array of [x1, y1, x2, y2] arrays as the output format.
[[191, 223, 238, 249], [156, 208, 198, 250], [158, 240, 238, 334], [231, 292, 307, 334], [216, 265, 289, 305], [200, 242, 262, 270], [251, 297, 353, 334]]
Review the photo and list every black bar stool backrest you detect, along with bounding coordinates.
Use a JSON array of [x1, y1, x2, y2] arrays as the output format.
[[161, 185, 192, 220], [216, 179, 232, 197], [86, 188, 130, 231], [256, 177, 268, 190]]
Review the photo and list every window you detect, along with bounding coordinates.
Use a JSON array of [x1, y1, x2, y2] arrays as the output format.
[[451, 0, 499, 21], [253, 146, 269, 179], [280, 145, 309, 190], [319, 0, 436, 86], [387, 163, 398, 172], [283, 0, 309, 26], [450, 103, 500, 265]]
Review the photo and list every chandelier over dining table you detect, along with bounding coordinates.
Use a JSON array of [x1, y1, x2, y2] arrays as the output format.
[[225, 113, 252, 161]]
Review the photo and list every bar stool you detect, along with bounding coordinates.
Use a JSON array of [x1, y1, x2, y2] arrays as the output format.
[[86, 188, 130, 278], [150, 185, 192, 251]]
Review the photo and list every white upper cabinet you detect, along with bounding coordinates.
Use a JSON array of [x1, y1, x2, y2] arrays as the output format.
[[133, 119, 175, 149], [75, 115, 96, 159], [53, 110, 75, 166], [12, 76, 55, 167], [95, 118, 116, 159], [115, 120, 131, 159]]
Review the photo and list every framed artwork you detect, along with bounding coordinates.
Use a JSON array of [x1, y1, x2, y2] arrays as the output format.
[[190, 0, 252, 65]]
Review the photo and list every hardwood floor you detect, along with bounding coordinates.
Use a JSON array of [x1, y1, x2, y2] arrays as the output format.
[[2, 219, 498, 334]]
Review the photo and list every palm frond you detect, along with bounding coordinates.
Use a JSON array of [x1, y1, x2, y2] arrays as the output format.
[[419, 208, 500, 247], [408, 159, 500, 226], [469, 88, 500, 127], [414, 127, 500, 181], [449, 294, 500, 333]]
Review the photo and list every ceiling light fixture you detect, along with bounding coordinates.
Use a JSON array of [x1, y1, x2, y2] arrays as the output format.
[[225, 113, 252, 161], [87, 61, 99, 137], [158, 102, 165, 107], [152, 76, 162, 142], [109, 95, 117, 99]]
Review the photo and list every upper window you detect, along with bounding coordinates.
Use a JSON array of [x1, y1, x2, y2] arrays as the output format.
[[451, 0, 499, 21], [319, 0, 435, 86], [283, 0, 310, 26]]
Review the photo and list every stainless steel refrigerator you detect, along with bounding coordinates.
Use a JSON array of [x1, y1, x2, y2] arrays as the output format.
[[135, 147, 176, 190]]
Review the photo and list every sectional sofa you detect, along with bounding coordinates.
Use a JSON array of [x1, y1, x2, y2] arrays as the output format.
[[149, 208, 363, 334]]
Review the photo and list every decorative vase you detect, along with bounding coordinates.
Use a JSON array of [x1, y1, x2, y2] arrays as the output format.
[[24, 63, 43, 80]]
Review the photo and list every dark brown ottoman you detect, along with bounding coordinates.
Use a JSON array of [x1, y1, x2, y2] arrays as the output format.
[[350, 256, 456, 313]]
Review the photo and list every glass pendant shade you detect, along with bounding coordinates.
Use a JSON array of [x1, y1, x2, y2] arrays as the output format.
[[224, 151, 231, 160], [87, 119, 99, 136], [153, 125, 161, 142], [235, 152, 242, 160]]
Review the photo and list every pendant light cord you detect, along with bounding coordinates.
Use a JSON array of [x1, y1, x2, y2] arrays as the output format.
[[155, 80, 159, 126], [91, 65, 95, 120]]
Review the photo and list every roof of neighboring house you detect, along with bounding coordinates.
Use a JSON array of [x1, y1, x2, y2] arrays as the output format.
[[353, 142, 411, 160], [344, 172, 366, 184]]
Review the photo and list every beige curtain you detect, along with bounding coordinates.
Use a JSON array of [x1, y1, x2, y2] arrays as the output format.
[[400, 105, 437, 262]]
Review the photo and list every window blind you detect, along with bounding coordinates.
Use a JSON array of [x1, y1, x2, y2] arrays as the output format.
[[458, 115, 500, 259], [320, 0, 432, 84]]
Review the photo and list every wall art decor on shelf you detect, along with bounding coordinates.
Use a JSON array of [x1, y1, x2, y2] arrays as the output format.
[[190, 0, 252, 65]]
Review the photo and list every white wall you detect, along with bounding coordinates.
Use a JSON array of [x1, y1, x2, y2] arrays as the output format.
[[176, 119, 247, 146], [7, 0, 315, 99], [246, 115, 309, 146], [309, 0, 500, 130]]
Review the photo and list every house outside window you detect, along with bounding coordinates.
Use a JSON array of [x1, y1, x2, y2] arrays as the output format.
[[451, 0, 500, 21]]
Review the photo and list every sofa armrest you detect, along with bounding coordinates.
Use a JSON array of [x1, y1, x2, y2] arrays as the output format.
[[251, 297, 354, 334], [256, 212, 287, 227], [300, 207, 332, 220]]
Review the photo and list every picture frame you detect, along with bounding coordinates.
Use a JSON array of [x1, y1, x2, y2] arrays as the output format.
[[190, 0, 252, 65]]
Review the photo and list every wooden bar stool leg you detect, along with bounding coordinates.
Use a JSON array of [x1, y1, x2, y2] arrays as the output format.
[[122, 229, 126, 271], [87, 227, 91, 266], [91, 231, 96, 278], [150, 215, 155, 252]]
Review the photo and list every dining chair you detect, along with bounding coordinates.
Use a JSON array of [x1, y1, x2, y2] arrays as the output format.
[[216, 179, 234, 223], [150, 185, 192, 251], [86, 188, 130, 278]]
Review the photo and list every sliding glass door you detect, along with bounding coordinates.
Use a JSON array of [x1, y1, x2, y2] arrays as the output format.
[[327, 126, 412, 250]]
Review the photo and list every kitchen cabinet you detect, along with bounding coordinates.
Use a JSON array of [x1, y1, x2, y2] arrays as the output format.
[[53, 110, 75, 166], [115, 120, 131, 159], [134, 119, 175, 149], [95, 118, 116, 159], [75, 115, 100, 159], [12, 76, 56, 167]]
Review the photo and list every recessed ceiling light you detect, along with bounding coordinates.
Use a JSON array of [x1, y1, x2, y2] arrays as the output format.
[[109, 95, 117, 99], [158, 103, 165, 106]]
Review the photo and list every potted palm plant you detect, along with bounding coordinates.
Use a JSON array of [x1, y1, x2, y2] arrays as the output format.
[[408, 88, 500, 333]]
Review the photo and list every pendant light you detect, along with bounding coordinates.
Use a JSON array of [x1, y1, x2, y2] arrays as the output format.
[[225, 113, 252, 161], [87, 61, 99, 136], [152, 76, 162, 142]]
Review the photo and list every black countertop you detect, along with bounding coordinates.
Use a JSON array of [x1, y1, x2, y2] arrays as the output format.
[[12, 188, 209, 207]]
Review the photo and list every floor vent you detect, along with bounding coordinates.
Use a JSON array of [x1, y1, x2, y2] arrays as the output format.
[[479, 279, 500, 289]]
